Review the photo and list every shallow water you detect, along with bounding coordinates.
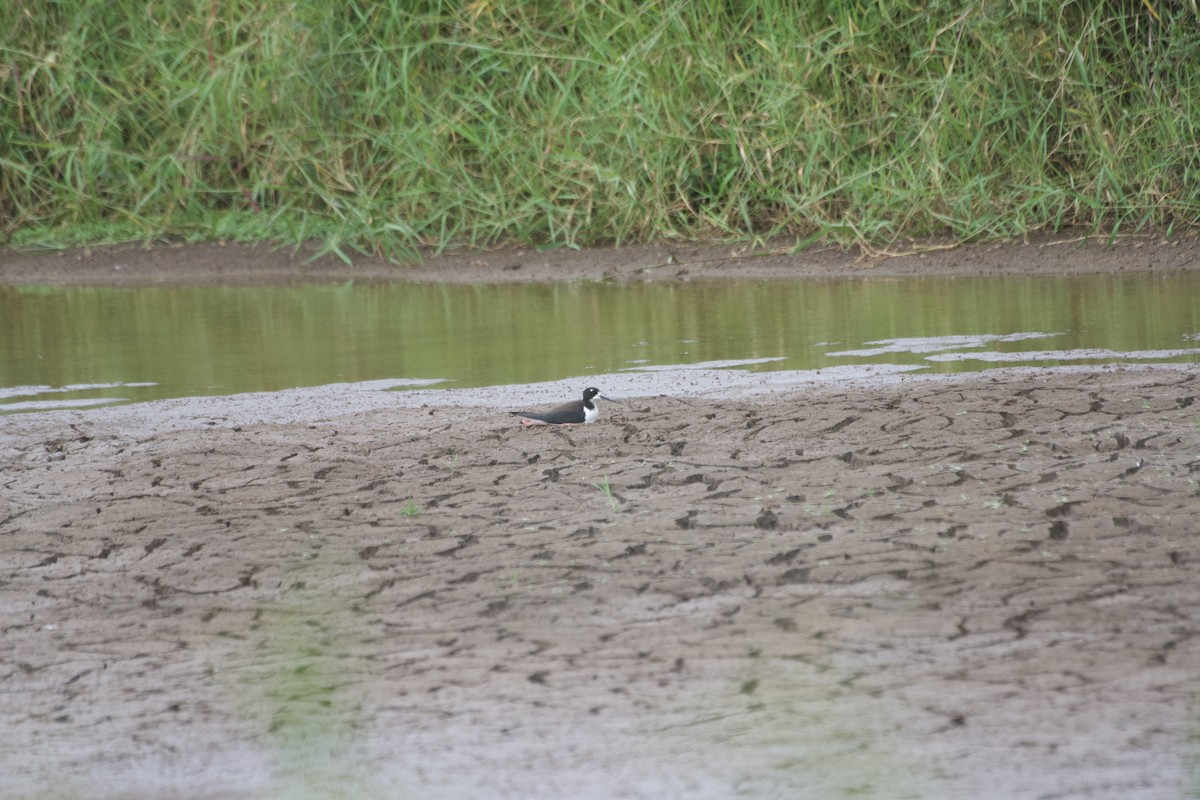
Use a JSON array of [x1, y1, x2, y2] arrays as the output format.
[[2, 273, 1199, 412]]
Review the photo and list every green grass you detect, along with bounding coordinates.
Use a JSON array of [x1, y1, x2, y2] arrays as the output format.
[[3, 0, 1200, 261], [593, 475, 619, 510]]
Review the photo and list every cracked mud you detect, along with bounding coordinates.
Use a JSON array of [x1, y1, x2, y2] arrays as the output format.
[[3, 365, 1198, 799]]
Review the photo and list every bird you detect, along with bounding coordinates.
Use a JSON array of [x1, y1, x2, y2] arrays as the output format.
[[510, 387, 619, 426]]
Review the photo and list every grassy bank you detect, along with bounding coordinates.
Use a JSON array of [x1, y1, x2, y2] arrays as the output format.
[[2, 0, 1199, 261]]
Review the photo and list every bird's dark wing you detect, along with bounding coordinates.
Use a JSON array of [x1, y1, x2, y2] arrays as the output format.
[[509, 409, 583, 425]]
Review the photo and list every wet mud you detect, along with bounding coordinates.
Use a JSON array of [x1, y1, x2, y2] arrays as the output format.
[[4, 230, 1200, 286], [3, 365, 1198, 799]]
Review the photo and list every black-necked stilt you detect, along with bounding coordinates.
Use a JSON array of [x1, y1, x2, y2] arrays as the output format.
[[511, 387, 619, 426]]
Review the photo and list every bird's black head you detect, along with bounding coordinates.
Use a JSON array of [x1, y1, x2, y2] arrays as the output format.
[[582, 387, 601, 402]]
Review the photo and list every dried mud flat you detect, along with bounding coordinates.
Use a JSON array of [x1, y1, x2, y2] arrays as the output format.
[[3, 362, 1199, 800]]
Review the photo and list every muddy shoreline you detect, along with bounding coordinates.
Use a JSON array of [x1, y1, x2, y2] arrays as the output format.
[[3, 230, 1199, 286], [2, 239, 1199, 799]]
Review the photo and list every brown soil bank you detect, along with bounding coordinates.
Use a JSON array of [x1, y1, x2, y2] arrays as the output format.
[[3, 229, 1199, 285], [2, 364, 1198, 800]]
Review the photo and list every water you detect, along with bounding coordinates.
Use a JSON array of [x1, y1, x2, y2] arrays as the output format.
[[2, 273, 1199, 413]]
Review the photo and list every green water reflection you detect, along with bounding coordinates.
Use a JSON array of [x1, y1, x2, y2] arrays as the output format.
[[2, 273, 1199, 411]]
